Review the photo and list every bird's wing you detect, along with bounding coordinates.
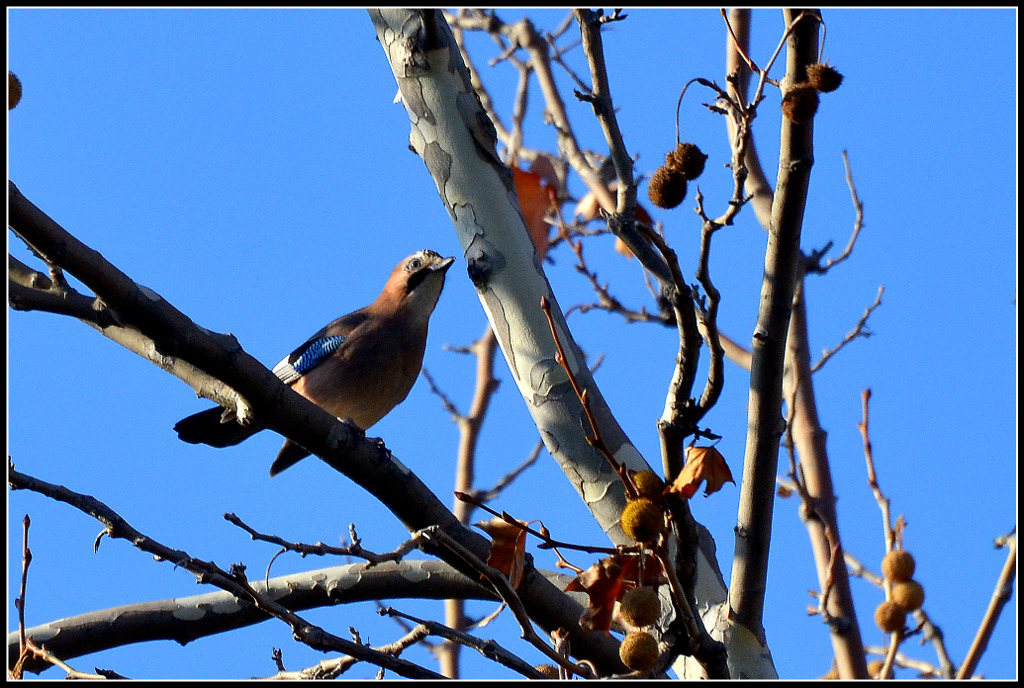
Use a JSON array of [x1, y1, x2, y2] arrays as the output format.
[[271, 310, 369, 385]]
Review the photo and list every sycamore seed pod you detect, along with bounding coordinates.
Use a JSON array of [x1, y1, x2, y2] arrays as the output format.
[[620, 497, 666, 544], [781, 82, 819, 125], [9, 71, 22, 110], [874, 600, 907, 633], [891, 580, 925, 611], [631, 470, 665, 503], [806, 62, 844, 93], [647, 165, 688, 210], [665, 142, 708, 180], [619, 586, 662, 628], [881, 550, 916, 583], [619, 630, 660, 673]]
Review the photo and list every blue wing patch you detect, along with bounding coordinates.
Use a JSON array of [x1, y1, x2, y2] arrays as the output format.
[[272, 334, 346, 384]]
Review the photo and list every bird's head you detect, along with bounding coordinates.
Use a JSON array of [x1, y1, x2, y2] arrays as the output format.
[[382, 249, 455, 325]]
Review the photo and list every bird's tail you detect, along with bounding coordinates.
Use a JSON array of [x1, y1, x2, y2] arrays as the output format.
[[268, 439, 312, 477], [174, 407, 261, 448]]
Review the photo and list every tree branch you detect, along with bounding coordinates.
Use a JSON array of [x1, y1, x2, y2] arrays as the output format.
[[729, 8, 819, 641]]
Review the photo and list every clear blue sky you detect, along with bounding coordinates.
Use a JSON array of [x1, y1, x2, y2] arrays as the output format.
[[8, 8, 1016, 680]]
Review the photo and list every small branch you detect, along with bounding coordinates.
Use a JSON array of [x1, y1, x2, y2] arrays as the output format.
[[8, 465, 445, 679], [224, 513, 407, 569], [722, 8, 774, 230], [468, 440, 544, 503], [721, 8, 760, 74], [540, 295, 633, 493], [957, 529, 1017, 679], [858, 389, 896, 554], [454, 491, 620, 558], [418, 526, 598, 679], [864, 645, 945, 679], [9, 255, 123, 327], [913, 609, 957, 679], [380, 606, 548, 679], [692, 192, 726, 420], [634, 223, 703, 476], [574, 8, 638, 235], [10, 515, 32, 680], [811, 285, 883, 373], [440, 324, 500, 678], [807, 150, 864, 274]]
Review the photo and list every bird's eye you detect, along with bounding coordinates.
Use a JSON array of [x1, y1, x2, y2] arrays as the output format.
[[408, 258, 422, 271]]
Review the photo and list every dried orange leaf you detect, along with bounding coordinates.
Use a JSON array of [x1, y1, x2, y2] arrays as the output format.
[[668, 446, 735, 498], [513, 167, 555, 260], [565, 557, 627, 633], [476, 517, 528, 589], [564, 553, 666, 634]]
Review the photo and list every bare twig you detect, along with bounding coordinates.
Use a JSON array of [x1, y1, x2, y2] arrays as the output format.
[[469, 440, 545, 503], [419, 526, 599, 679], [380, 606, 549, 679], [858, 389, 896, 555], [809, 150, 864, 274], [957, 530, 1017, 679], [540, 295, 634, 493], [811, 285, 883, 373], [8, 465, 445, 679], [10, 515, 32, 680], [722, 8, 774, 230], [454, 491, 620, 558]]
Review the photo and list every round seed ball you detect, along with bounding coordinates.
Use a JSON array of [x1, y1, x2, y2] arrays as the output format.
[[619, 586, 662, 628], [647, 165, 688, 209], [620, 498, 666, 544], [874, 600, 906, 633], [665, 142, 708, 179], [619, 630, 660, 672], [781, 82, 819, 124], [881, 550, 916, 583], [806, 62, 844, 93]]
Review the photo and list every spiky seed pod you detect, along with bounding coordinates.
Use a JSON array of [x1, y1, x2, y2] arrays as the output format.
[[631, 470, 665, 503], [620, 497, 666, 544], [665, 142, 708, 180], [806, 62, 844, 93], [534, 664, 560, 678], [619, 586, 662, 628], [781, 82, 819, 125], [891, 580, 925, 611], [874, 600, 907, 633], [9, 71, 22, 110], [647, 165, 688, 210], [881, 550, 916, 583], [619, 630, 660, 673], [866, 660, 886, 679]]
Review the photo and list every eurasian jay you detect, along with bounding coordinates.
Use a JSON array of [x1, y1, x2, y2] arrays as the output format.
[[175, 249, 455, 476]]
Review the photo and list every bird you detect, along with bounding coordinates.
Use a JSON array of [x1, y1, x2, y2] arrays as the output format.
[[174, 249, 455, 476]]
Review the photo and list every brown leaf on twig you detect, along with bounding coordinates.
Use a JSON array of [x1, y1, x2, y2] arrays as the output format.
[[476, 516, 528, 589], [565, 553, 666, 634], [565, 557, 626, 633], [667, 446, 734, 498]]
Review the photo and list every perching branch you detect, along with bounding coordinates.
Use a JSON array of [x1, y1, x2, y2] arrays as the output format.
[[8, 179, 625, 675]]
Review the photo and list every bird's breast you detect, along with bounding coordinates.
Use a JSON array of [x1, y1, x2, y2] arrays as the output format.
[[289, 323, 428, 430]]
